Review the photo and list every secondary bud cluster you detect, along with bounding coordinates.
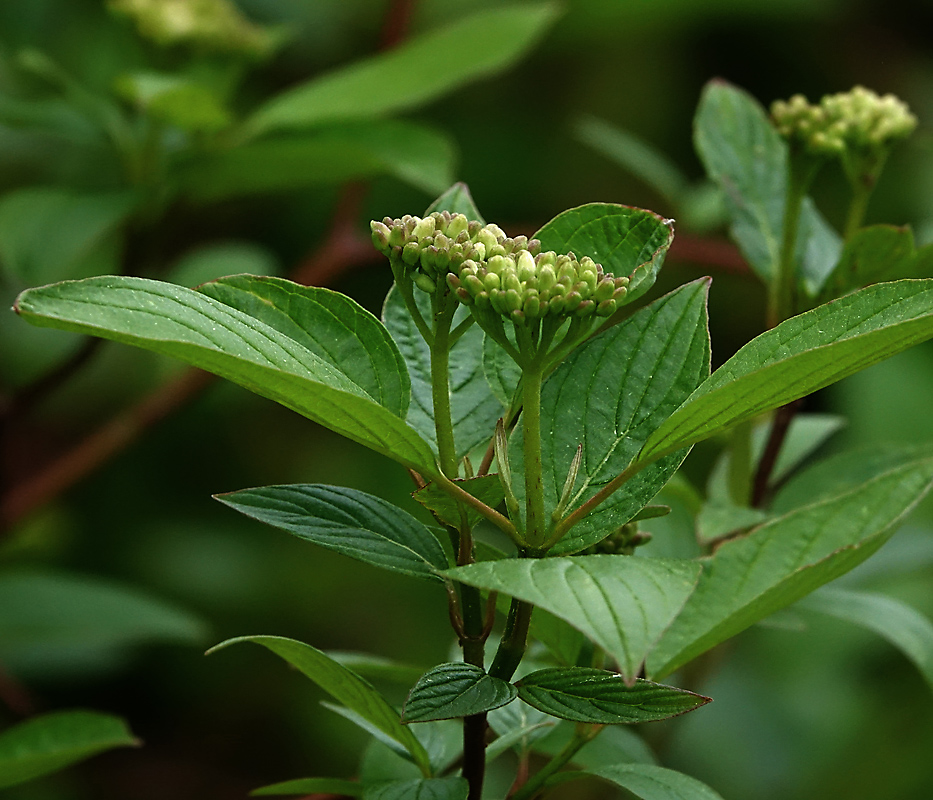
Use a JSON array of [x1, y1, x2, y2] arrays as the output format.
[[771, 86, 917, 157], [448, 250, 629, 322], [582, 522, 652, 556], [371, 212, 535, 294]]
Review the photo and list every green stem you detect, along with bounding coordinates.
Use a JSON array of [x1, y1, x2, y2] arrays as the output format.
[[509, 724, 601, 800], [427, 294, 489, 800], [843, 178, 873, 242], [434, 473, 521, 543], [489, 597, 534, 682], [431, 297, 460, 478], [521, 365, 547, 548], [770, 159, 812, 327]]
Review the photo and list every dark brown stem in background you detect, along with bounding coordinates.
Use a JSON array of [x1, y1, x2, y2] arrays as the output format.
[[1, 369, 214, 528], [751, 399, 803, 508]]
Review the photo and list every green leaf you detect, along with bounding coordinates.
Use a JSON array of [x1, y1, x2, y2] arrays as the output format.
[[214, 485, 447, 581], [0, 570, 207, 677], [694, 80, 838, 286], [797, 588, 933, 692], [413, 475, 503, 530], [241, 4, 559, 137], [639, 279, 933, 465], [575, 116, 689, 204], [362, 777, 468, 800], [179, 121, 456, 202], [252, 777, 363, 797], [424, 182, 485, 224], [529, 610, 586, 666], [402, 663, 517, 722], [795, 196, 842, 297], [518, 280, 710, 554], [482, 331, 522, 408], [696, 503, 768, 544], [383, 287, 500, 457], [587, 764, 726, 800], [322, 702, 415, 762], [773, 443, 933, 515], [0, 710, 138, 789], [516, 667, 710, 724], [114, 71, 232, 133], [821, 225, 917, 298], [486, 702, 556, 760], [15, 276, 437, 474], [208, 636, 431, 776], [199, 275, 410, 417], [0, 187, 134, 284], [533, 203, 675, 305], [694, 80, 786, 281], [446, 556, 702, 682], [646, 457, 933, 679]]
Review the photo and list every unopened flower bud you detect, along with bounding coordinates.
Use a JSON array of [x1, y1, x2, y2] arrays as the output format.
[[413, 273, 436, 293], [402, 241, 421, 265], [371, 221, 391, 250]]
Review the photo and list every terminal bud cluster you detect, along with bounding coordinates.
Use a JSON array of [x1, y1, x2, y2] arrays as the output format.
[[449, 250, 628, 322], [371, 211, 628, 323], [771, 86, 917, 157]]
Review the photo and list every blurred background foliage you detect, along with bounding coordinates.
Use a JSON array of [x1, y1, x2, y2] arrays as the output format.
[[2, 0, 933, 798]]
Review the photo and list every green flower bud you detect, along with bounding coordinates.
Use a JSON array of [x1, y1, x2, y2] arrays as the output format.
[[593, 280, 615, 303], [371, 221, 391, 250], [412, 215, 436, 240], [413, 273, 436, 293], [537, 265, 557, 292], [523, 295, 541, 318], [575, 299, 596, 317], [484, 272, 501, 291], [402, 241, 421, 265], [447, 215, 469, 238], [596, 298, 617, 316]]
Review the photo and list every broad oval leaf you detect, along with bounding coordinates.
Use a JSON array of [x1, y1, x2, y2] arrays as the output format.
[[252, 777, 363, 797], [0, 710, 138, 789], [588, 764, 726, 800], [797, 588, 933, 693], [179, 120, 456, 202], [533, 203, 674, 305], [695, 80, 838, 286], [424, 182, 485, 224], [402, 663, 517, 722], [446, 555, 701, 682], [200, 275, 410, 417], [646, 456, 933, 679], [383, 287, 500, 458], [15, 276, 437, 475], [640, 279, 933, 465], [208, 636, 431, 776], [522, 279, 710, 554], [241, 5, 559, 137], [362, 777, 468, 800], [516, 667, 710, 724], [820, 224, 917, 298], [214, 484, 448, 581]]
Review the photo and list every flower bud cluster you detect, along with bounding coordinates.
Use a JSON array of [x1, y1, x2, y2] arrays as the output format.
[[582, 522, 652, 556], [771, 86, 917, 157], [371, 212, 534, 294], [448, 249, 629, 323], [108, 0, 275, 56]]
